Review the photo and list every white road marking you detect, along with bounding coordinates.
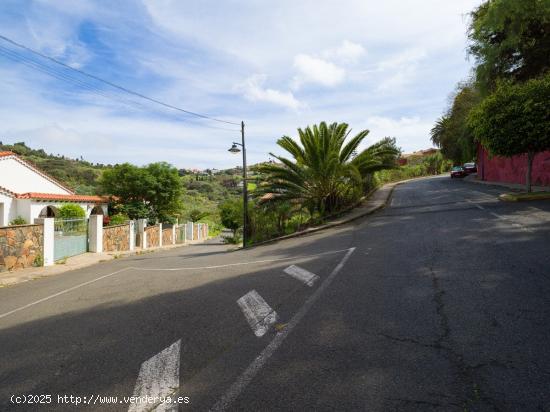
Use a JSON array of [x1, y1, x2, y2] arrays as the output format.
[[283, 265, 319, 287], [127, 248, 351, 271], [465, 198, 533, 233], [0, 249, 351, 321], [237, 290, 278, 337], [128, 340, 181, 412], [210, 247, 356, 411], [0, 268, 130, 321]]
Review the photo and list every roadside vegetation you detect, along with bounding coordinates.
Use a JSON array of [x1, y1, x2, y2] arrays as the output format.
[[431, 0, 550, 192]]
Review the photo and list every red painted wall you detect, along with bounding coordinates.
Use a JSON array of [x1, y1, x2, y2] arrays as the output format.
[[477, 145, 550, 186]]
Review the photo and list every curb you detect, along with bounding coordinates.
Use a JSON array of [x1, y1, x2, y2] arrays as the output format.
[[242, 178, 424, 249], [499, 192, 550, 202]]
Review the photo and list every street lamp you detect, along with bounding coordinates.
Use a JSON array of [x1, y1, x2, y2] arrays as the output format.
[[228, 121, 248, 247]]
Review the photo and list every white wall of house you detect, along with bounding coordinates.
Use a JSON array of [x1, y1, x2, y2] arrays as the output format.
[[0, 199, 107, 225], [0, 156, 71, 194], [16, 198, 32, 223], [0, 194, 13, 226]]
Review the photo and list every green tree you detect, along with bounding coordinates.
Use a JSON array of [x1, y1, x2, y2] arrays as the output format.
[[145, 162, 184, 223], [100, 162, 183, 223], [257, 122, 399, 216], [431, 82, 481, 164], [468, 0, 550, 94], [467, 74, 550, 192], [218, 199, 242, 238], [188, 209, 208, 222], [58, 204, 86, 218]]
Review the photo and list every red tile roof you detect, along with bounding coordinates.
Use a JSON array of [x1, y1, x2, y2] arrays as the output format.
[[16, 192, 107, 203], [0, 151, 15, 157]]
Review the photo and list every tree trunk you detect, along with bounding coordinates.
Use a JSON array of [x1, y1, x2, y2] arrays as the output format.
[[526, 151, 535, 193]]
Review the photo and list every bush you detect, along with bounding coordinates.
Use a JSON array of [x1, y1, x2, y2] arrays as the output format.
[[218, 199, 242, 237], [108, 214, 129, 226], [58, 203, 86, 219], [9, 216, 27, 226]]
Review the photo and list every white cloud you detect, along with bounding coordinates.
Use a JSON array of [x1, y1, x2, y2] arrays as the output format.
[[293, 54, 346, 88], [236, 74, 302, 110], [374, 48, 427, 92], [323, 40, 366, 64], [365, 115, 434, 152], [0, 0, 482, 169]]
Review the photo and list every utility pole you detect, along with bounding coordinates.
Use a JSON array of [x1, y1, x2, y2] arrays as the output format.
[[241, 121, 248, 247], [228, 121, 249, 248]]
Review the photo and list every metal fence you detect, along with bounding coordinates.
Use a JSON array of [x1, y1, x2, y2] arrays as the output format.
[[54, 218, 88, 261]]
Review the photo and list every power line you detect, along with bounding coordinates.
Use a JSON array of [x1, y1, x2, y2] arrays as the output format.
[[0, 45, 241, 132], [0, 45, 149, 112], [0, 33, 241, 126]]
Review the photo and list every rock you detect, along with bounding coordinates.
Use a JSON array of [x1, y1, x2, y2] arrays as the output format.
[[4, 256, 17, 270]]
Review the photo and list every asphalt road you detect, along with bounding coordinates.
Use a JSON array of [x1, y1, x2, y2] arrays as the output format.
[[1, 176, 549, 411]]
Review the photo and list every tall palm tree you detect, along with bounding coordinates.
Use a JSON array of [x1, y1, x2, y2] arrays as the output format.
[[257, 122, 399, 216]]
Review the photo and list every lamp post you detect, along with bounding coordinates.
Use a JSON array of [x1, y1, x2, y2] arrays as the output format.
[[228, 121, 248, 247]]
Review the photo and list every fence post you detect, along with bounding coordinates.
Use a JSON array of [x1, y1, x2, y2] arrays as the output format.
[[159, 223, 163, 247], [43, 218, 54, 266], [187, 221, 193, 241], [172, 224, 176, 245], [138, 219, 147, 249], [129, 220, 135, 251], [89, 214, 103, 253]]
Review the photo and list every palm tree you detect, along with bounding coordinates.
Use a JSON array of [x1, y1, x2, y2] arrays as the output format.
[[257, 122, 399, 216], [430, 116, 450, 147]]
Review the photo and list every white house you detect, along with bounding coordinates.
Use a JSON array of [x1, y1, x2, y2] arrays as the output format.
[[0, 151, 108, 226]]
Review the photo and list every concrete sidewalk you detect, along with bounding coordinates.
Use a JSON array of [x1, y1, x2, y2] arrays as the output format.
[[464, 174, 550, 192], [0, 239, 214, 287]]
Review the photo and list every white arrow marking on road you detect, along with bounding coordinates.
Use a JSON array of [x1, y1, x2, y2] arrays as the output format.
[[128, 340, 181, 412], [284, 265, 319, 287], [237, 290, 278, 337]]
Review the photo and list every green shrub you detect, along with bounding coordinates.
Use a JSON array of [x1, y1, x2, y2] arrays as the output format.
[[108, 214, 129, 226], [58, 203, 86, 219], [9, 216, 27, 226]]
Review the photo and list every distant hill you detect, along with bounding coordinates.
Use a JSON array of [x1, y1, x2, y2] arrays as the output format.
[[0, 141, 110, 195], [0, 141, 261, 197]]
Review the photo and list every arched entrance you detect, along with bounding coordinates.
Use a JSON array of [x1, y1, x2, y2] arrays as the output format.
[[90, 205, 105, 215], [38, 205, 59, 218]]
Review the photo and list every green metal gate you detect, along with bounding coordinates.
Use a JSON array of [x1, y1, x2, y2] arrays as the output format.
[[54, 218, 88, 261]]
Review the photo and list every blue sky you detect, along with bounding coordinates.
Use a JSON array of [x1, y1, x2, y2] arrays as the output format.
[[0, 0, 480, 169]]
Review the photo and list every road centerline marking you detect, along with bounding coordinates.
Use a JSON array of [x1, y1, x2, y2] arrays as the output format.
[[129, 340, 181, 412], [210, 247, 356, 411], [237, 290, 278, 337], [127, 248, 352, 272], [284, 265, 319, 287]]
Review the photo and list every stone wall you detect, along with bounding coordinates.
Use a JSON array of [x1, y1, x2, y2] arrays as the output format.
[[0, 224, 43, 272], [146, 225, 160, 248], [162, 226, 173, 245], [103, 224, 130, 252]]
